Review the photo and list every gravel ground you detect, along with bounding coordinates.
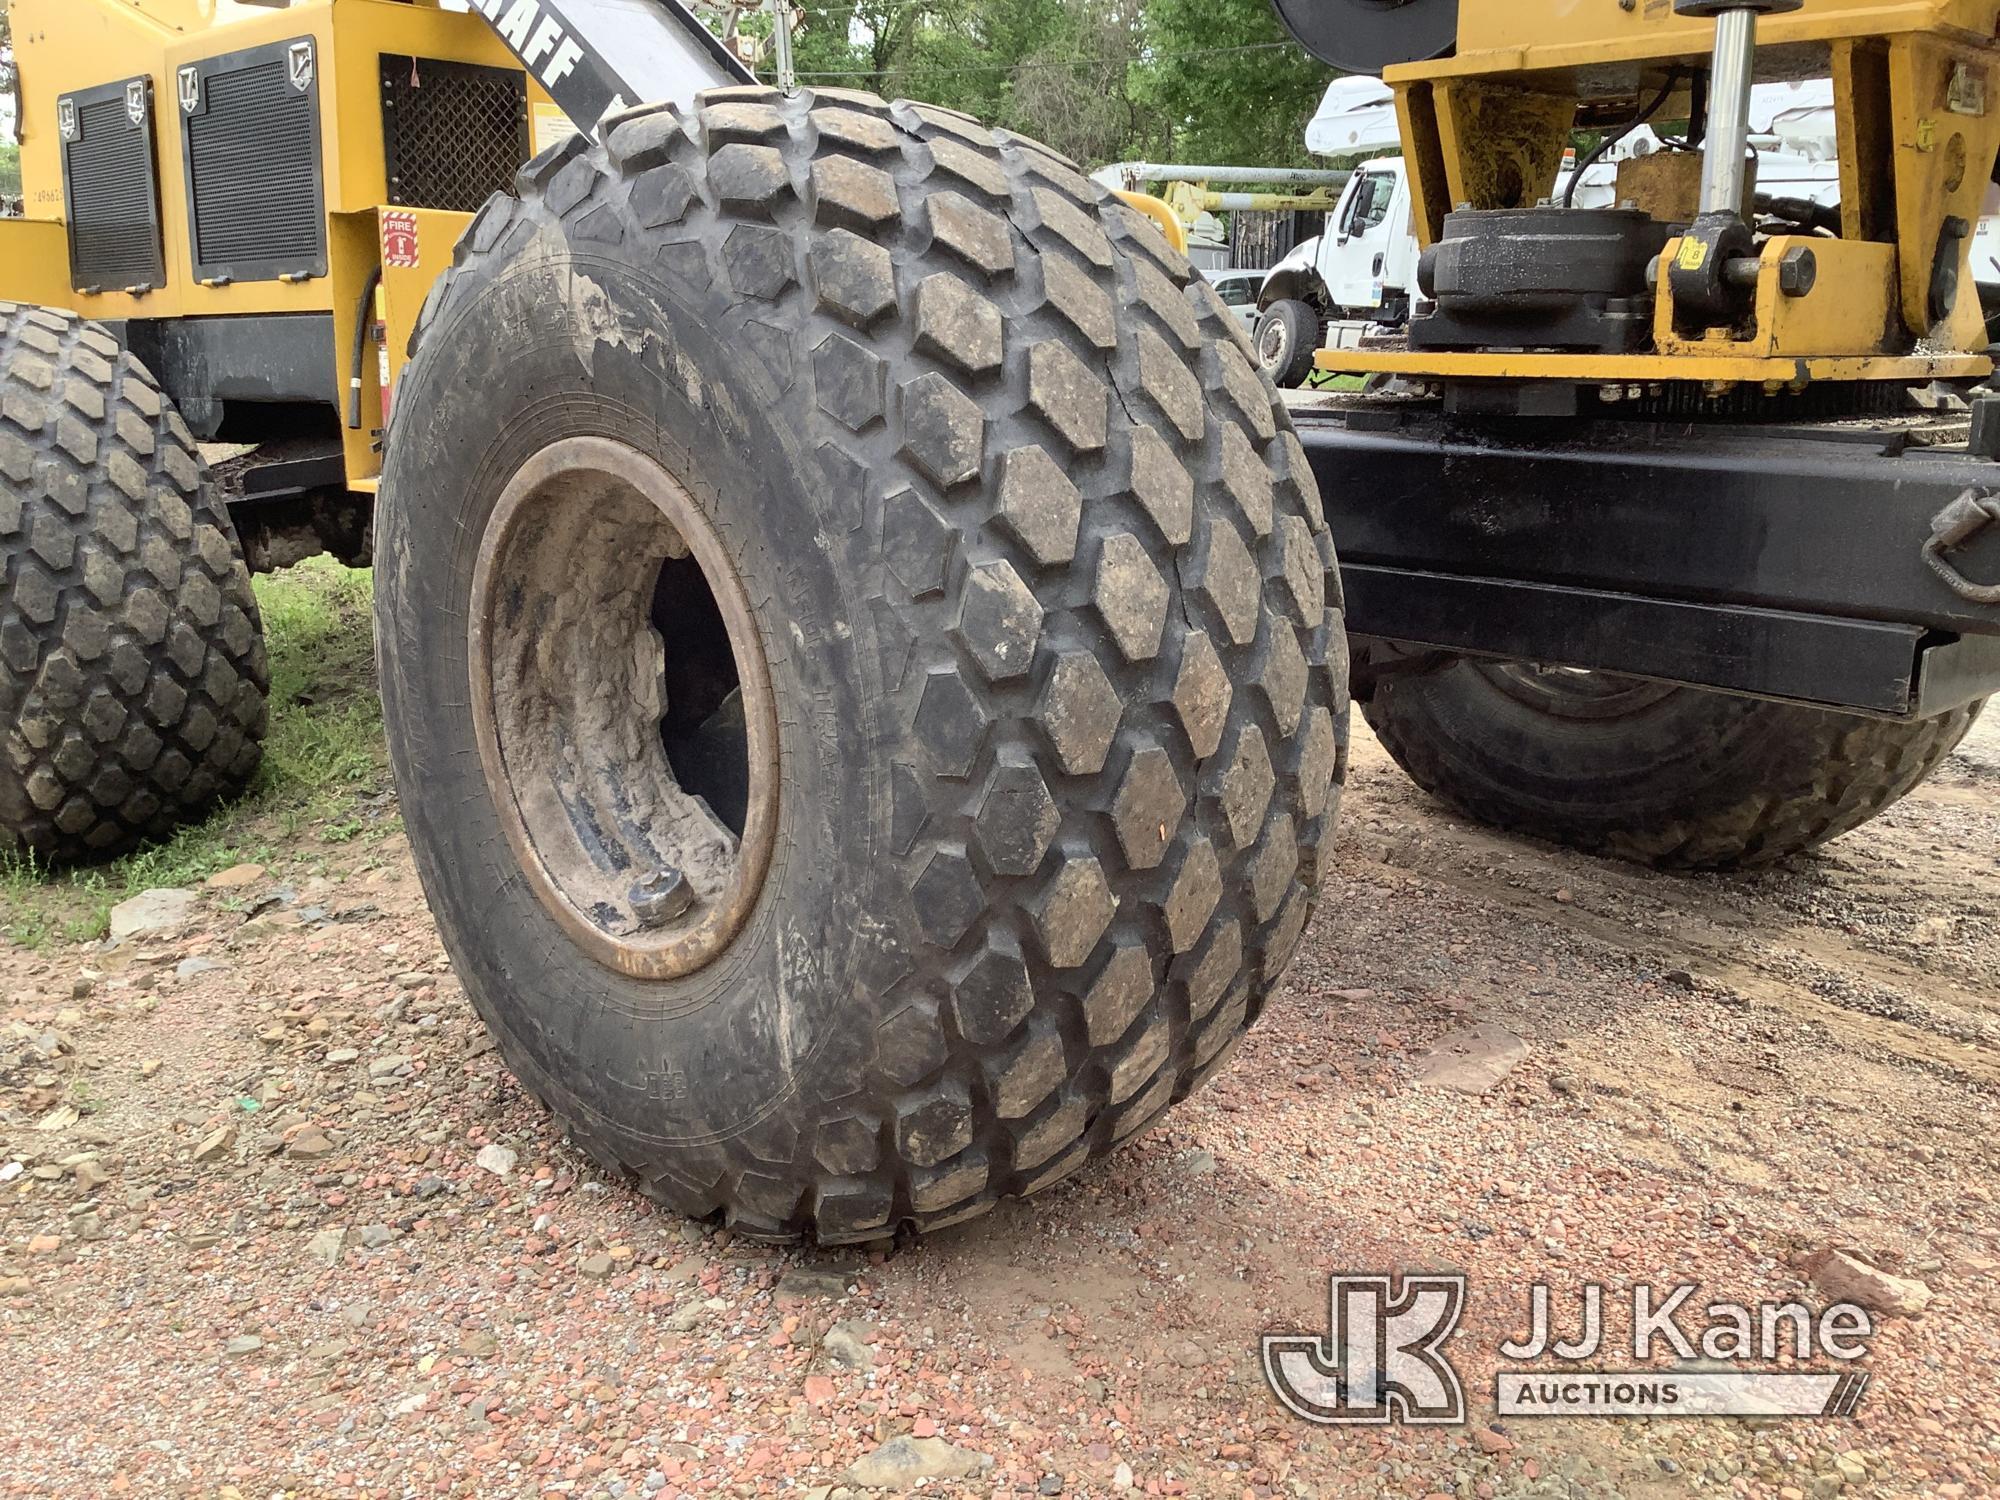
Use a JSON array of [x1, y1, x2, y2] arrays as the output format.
[[3, 711, 1997, 1500]]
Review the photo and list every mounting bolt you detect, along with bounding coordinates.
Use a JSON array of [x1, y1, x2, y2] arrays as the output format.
[[1777, 245, 1818, 297], [630, 868, 696, 928]]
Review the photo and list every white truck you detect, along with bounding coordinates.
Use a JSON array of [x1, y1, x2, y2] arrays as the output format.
[[1253, 157, 1419, 386]]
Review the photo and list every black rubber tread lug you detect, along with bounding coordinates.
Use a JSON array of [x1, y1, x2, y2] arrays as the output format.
[[0, 302, 268, 864], [1363, 667, 1980, 871]]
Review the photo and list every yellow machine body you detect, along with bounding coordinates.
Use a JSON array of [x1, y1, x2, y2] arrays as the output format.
[[1319, 0, 2000, 389], [0, 0, 554, 487]]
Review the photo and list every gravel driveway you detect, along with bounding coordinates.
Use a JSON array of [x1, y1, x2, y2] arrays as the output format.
[[3, 712, 1996, 1498]]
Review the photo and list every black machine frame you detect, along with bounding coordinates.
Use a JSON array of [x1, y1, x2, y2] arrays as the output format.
[[1301, 405, 2000, 719]]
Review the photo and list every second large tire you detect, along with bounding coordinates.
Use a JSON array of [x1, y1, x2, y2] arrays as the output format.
[[1, 304, 267, 863], [1364, 660, 1980, 869], [376, 89, 1349, 1241]]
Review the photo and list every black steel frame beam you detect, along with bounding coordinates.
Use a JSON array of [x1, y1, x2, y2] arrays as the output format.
[[1299, 407, 2000, 716]]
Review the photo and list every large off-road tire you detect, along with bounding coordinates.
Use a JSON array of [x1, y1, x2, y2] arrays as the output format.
[[0, 304, 267, 864], [376, 87, 1348, 1241], [1255, 298, 1319, 389], [1364, 660, 1981, 870]]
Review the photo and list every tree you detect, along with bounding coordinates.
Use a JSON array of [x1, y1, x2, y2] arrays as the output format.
[[1138, 0, 1327, 168], [1, 1, 18, 207], [703, 0, 1336, 175], [780, 0, 1157, 164], [996, 1, 1155, 167], [790, 2, 959, 100]]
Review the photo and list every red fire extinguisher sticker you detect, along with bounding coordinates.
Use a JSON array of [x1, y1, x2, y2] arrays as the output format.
[[382, 211, 420, 269]]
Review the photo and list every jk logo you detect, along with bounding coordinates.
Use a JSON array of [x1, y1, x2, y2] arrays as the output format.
[[1262, 1273, 1467, 1426], [289, 41, 315, 93], [178, 66, 200, 116]]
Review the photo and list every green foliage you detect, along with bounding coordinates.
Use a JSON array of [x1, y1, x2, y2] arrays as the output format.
[[1, 1, 16, 169], [726, 0, 1331, 174], [1139, 0, 1328, 169]]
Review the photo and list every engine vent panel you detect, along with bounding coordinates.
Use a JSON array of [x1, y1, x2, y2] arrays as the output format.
[[381, 55, 530, 213], [179, 37, 327, 285], [59, 78, 167, 295]]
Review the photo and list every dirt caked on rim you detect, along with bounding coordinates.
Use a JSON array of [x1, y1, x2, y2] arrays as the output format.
[[468, 436, 780, 980]]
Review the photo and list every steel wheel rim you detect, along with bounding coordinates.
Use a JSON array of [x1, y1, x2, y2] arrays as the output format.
[[467, 436, 780, 980], [1258, 315, 1290, 370]]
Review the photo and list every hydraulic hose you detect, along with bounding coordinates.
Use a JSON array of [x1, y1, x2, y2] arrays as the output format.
[[347, 266, 383, 431]]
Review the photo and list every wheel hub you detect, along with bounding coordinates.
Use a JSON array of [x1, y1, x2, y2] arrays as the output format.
[[468, 437, 780, 980], [1258, 317, 1289, 369]]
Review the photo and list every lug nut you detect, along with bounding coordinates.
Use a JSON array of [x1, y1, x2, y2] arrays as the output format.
[[630, 867, 696, 928]]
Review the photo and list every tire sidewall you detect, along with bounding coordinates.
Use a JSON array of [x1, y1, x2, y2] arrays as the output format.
[[1366, 661, 1971, 864], [1377, 664, 1798, 813], [377, 238, 890, 1160], [1256, 300, 1318, 389]]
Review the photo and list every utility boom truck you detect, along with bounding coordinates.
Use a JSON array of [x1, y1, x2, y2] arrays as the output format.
[[1256, 159, 1423, 385]]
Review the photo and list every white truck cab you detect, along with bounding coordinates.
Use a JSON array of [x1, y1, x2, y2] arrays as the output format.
[[1321, 160, 1418, 317], [1253, 158, 1418, 386]]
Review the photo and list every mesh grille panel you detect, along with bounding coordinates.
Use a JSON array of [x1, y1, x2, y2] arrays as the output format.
[[381, 56, 530, 213], [185, 51, 324, 281], [62, 90, 165, 292]]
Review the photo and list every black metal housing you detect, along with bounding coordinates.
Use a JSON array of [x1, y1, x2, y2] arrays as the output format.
[[1269, 0, 1458, 76], [1413, 207, 1671, 353], [179, 37, 327, 285], [381, 55, 530, 213], [58, 77, 167, 295], [1299, 405, 2000, 718], [120, 313, 338, 438]]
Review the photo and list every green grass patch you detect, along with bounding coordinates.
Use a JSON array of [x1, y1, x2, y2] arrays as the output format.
[[1305, 372, 1371, 393], [2, 558, 392, 949]]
